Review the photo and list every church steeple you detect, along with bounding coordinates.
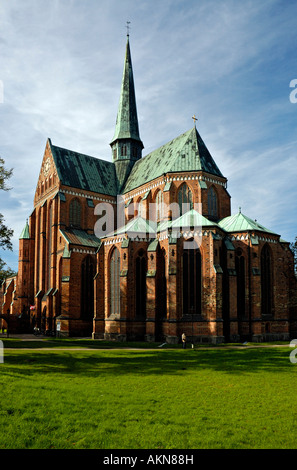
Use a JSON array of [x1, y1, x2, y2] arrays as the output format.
[[110, 34, 143, 169]]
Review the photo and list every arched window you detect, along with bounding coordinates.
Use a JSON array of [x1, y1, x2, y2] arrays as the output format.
[[156, 247, 166, 317], [48, 203, 53, 290], [208, 186, 218, 219], [121, 145, 127, 157], [182, 243, 202, 315], [69, 199, 81, 228], [80, 255, 95, 319], [261, 244, 272, 316], [235, 248, 245, 318], [155, 190, 164, 222], [135, 249, 147, 317], [138, 197, 146, 219], [178, 183, 193, 215], [110, 247, 121, 316]]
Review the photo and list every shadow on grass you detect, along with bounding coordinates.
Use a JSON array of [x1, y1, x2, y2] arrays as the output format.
[[0, 346, 294, 379]]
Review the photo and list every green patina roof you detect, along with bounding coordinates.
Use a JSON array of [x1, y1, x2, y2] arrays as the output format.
[[111, 36, 142, 145], [218, 210, 279, 235], [170, 209, 219, 230], [19, 220, 30, 239], [49, 140, 118, 196], [123, 127, 224, 194], [106, 216, 157, 238], [60, 228, 101, 248]]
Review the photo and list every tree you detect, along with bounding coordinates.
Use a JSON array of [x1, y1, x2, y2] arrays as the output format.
[[0, 258, 16, 284], [0, 157, 14, 279], [291, 237, 297, 276]]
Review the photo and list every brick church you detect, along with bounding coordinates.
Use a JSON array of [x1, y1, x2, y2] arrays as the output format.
[[1, 35, 297, 343]]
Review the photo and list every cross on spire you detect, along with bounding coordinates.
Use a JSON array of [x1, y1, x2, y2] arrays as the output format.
[[192, 114, 198, 127], [126, 21, 131, 36]]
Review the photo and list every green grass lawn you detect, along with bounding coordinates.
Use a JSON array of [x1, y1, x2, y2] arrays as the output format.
[[0, 340, 296, 449]]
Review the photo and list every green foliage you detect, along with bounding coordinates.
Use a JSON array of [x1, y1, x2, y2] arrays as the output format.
[[0, 157, 13, 191], [0, 345, 296, 449], [0, 157, 14, 278], [0, 258, 16, 283]]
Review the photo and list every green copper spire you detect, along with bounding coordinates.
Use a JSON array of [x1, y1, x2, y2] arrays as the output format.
[[111, 35, 143, 157], [111, 33, 144, 192], [19, 219, 30, 239]]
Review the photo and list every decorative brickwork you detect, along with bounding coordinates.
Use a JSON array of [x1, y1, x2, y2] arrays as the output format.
[[1, 36, 296, 342]]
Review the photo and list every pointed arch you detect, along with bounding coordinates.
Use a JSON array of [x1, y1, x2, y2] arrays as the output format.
[[178, 183, 193, 215], [135, 249, 147, 318], [261, 243, 272, 316], [69, 198, 81, 228], [235, 248, 245, 318], [182, 241, 202, 315], [109, 247, 121, 316], [208, 185, 218, 219], [81, 255, 95, 320], [155, 189, 164, 222]]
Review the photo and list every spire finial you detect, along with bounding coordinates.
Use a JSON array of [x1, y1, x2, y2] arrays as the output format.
[[192, 114, 198, 127], [126, 21, 131, 37], [239, 207, 241, 213]]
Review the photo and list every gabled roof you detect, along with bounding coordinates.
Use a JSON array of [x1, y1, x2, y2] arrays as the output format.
[[49, 140, 118, 196], [170, 209, 219, 230], [60, 228, 101, 248], [218, 210, 279, 235], [106, 216, 157, 238], [123, 126, 224, 193]]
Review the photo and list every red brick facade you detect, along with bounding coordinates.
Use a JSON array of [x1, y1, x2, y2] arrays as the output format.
[[1, 38, 296, 342]]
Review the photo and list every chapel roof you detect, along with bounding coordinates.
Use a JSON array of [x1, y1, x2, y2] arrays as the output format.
[[122, 126, 224, 194], [218, 210, 279, 236]]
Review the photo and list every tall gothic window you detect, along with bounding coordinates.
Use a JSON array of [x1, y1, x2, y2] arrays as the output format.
[[261, 244, 272, 316], [121, 145, 127, 157], [69, 199, 81, 228], [48, 203, 53, 290], [135, 249, 147, 317], [81, 255, 95, 320], [182, 244, 202, 315], [155, 190, 164, 222], [110, 247, 121, 315], [235, 248, 245, 318], [208, 186, 218, 219], [178, 183, 193, 216]]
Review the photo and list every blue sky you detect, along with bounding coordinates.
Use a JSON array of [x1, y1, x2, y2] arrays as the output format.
[[0, 0, 297, 271]]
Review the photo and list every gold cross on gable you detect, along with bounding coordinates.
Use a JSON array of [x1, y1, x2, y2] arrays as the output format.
[[192, 114, 198, 126]]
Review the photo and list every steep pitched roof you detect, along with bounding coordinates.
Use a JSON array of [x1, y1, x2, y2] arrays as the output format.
[[218, 210, 279, 235], [19, 220, 30, 239], [49, 139, 118, 196], [122, 126, 224, 193]]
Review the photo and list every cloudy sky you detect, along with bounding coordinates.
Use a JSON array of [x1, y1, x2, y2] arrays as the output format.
[[0, 0, 297, 271]]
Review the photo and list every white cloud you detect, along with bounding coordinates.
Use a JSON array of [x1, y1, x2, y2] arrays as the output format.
[[0, 0, 297, 270]]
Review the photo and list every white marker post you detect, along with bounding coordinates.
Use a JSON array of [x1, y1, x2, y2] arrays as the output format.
[[0, 340, 4, 364]]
